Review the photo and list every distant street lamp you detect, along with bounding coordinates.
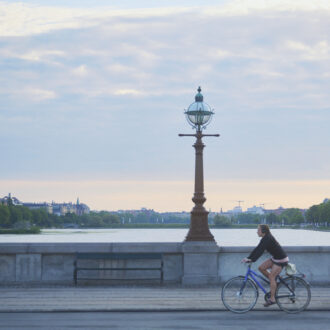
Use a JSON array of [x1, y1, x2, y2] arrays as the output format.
[[179, 87, 219, 241]]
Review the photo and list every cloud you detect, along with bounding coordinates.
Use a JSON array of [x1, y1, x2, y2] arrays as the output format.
[[0, 48, 66, 66], [21, 88, 57, 102], [113, 89, 143, 96], [0, 2, 191, 37], [286, 40, 330, 61], [1, 3, 330, 107], [72, 65, 88, 77], [19, 50, 65, 62], [203, 0, 330, 16], [1, 1, 330, 37]]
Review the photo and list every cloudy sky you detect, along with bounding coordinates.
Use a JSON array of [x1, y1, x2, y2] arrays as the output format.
[[1, 0, 329, 212]]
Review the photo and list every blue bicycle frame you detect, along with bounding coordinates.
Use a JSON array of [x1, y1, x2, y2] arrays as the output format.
[[243, 264, 270, 295]]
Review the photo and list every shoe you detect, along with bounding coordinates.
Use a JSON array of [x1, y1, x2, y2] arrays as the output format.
[[264, 299, 276, 307]]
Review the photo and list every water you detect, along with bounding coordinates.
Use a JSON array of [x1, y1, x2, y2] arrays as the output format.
[[0, 228, 330, 246]]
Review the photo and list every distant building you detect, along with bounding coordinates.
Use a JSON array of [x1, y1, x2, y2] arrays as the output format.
[[23, 202, 52, 214], [247, 205, 265, 215], [76, 198, 90, 216], [0, 193, 22, 206], [51, 203, 73, 216], [51, 198, 90, 216], [265, 206, 286, 215], [161, 211, 190, 219], [117, 208, 155, 215], [0, 194, 90, 216], [228, 206, 243, 214]]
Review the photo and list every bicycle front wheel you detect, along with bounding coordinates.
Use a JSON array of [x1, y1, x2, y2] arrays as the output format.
[[276, 276, 311, 313], [221, 276, 259, 313]]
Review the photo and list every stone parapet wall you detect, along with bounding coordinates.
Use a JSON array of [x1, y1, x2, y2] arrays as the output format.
[[0, 243, 329, 285], [219, 246, 330, 285], [0, 243, 183, 284]]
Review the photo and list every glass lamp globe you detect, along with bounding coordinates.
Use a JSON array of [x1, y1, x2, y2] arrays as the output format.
[[184, 87, 214, 131]]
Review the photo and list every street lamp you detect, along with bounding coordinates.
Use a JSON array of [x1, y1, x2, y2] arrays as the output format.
[[179, 87, 219, 241]]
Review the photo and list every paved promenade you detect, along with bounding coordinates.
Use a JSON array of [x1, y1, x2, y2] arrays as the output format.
[[0, 285, 329, 312]]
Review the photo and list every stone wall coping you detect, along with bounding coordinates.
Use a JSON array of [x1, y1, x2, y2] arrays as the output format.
[[219, 246, 330, 253], [0, 243, 183, 254], [1, 243, 329, 254]]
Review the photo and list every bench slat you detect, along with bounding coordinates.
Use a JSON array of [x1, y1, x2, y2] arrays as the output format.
[[76, 278, 161, 281], [76, 267, 162, 271], [75, 253, 163, 260]]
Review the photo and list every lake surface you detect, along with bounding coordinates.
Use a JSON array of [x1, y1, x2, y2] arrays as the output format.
[[0, 228, 330, 246]]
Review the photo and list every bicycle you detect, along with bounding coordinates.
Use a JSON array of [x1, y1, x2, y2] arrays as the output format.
[[221, 262, 311, 314]]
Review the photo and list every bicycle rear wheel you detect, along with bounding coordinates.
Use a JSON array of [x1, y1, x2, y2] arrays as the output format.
[[221, 276, 259, 313], [276, 276, 311, 313]]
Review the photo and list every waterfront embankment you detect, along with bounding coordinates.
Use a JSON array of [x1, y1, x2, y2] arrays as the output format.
[[1, 242, 329, 286]]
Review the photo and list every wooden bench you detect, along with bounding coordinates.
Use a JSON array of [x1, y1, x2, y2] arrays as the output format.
[[73, 252, 164, 285]]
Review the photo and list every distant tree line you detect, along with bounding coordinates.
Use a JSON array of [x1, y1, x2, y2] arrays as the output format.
[[213, 213, 263, 227], [213, 202, 330, 228], [0, 200, 51, 229], [115, 211, 190, 225], [265, 208, 304, 225], [213, 209, 306, 227], [305, 200, 330, 227], [1, 198, 329, 229], [0, 199, 121, 229], [0, 199, 190, 229]]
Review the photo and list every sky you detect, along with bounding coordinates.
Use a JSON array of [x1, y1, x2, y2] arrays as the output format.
[[0, 0, 329, 212]]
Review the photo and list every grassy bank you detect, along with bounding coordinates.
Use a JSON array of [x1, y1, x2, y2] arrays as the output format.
[[81, 223, 190, 229], [0, 227, 41, 234], [299, 225, 330, 232], [68, 223, 259, 229], [2, 223, 328, 231], [211, 224, 259, 229]]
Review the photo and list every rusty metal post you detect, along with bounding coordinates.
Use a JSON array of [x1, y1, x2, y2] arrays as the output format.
[[179, 131, 219, 241]]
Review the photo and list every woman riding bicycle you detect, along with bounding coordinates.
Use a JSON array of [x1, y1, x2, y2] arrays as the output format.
[[242, 224, 289, 307]]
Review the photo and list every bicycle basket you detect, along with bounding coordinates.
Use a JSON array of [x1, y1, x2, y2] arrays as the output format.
[[285, 263, 297, 276]]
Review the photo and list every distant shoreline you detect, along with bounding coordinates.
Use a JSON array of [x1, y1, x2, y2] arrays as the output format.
[[1, 224, 329, 234]]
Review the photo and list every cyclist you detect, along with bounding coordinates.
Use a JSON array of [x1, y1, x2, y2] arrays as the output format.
[[242, 224, 289, 307]]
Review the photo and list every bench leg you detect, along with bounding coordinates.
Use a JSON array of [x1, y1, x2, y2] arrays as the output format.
[[161, 260, 164, 284], [74, 268, 77, 286]]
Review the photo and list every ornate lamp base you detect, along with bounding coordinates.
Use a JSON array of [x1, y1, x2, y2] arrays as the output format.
[[185, 208, 215, 242]]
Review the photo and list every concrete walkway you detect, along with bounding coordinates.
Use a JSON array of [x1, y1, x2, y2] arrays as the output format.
[[0, 285, 329, 312]]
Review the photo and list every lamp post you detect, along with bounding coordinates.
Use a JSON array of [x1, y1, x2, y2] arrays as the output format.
[[179, 87, 219, 241]]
